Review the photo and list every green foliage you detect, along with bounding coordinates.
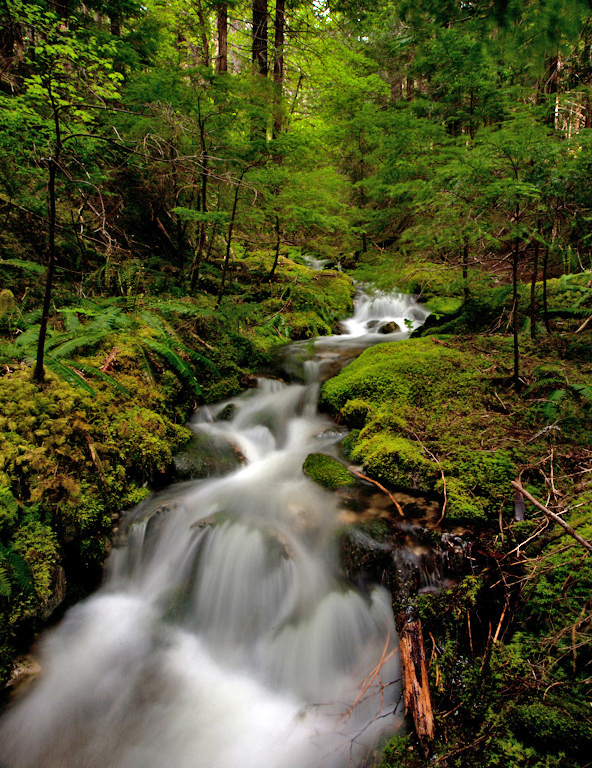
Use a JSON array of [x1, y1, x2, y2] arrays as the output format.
[[302, 453, 357, 489], [509, 702, 592, 759]]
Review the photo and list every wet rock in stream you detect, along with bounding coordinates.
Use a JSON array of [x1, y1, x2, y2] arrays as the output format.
[[172, 429, 243, 481]]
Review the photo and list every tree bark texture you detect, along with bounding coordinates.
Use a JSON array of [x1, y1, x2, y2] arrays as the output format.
[[195, 0, 210, 67], [530, 237, 539, 340], [398, 616, 435, 758], [273, 0, 284, 137], [216, 4, 228, 73], [512, 208, 520, 388], [253, 0, 268, 76]]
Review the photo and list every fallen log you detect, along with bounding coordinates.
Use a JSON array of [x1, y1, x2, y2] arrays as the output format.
[[398, 615, 435, 758]]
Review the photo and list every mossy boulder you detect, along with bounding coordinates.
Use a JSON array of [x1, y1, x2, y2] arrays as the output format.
[[424, 296, 464, 316], [303, 453, 357, 489], [320, 338, 514, 520], [350, 433, 439, 491]]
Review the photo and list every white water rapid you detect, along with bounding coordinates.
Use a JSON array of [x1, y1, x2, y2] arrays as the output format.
[[0, 290, 430, 768]]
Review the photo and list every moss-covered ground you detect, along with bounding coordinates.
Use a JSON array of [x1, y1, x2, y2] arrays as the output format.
[[321, 257, 592, 768]]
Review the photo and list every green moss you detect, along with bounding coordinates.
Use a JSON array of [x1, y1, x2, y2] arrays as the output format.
[[340, 429, 361, 460], [339, 398, 375, 429], [424, 296, 464, 315], [436, 476, 486, 523], [509, 702, 592, 759], [320, 339, 475, 415], [351, 432, 439, 491], [302, 453, 357, 489], [11, 520, 58, 604], [378, 734, 424, 768]]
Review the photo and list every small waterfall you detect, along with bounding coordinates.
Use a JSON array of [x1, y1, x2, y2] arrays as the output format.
[[331, 289, 430, 343], [0, 288, 434, 768]]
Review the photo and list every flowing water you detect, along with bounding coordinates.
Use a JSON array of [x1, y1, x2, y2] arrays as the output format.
[[0, 290, 431, 768]]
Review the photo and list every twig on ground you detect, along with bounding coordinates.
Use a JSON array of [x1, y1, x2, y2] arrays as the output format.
[[511, 480, 592, 556], [347, 466, 405, 517]]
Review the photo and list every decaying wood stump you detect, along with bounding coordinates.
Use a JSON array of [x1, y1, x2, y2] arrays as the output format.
[[398, 615, 435, 758]]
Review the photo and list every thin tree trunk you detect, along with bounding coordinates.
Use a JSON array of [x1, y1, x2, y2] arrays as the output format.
[[543, 243, 550, 332], [35, 159, 56, 383], [462, 241, 469, 300], [252, 0, 268, 76], [216, 4, 228, 73], [110, 11, 121, 37], [406, 76, 414, 101], [195, 0, 210, 66], [217, 170, 246, 308], [273, 0, 284, 138], [530, 236, 539, 340], [266, 216, 281, 281], [35, 95, 61, 383], [512, 229, 520, 388]]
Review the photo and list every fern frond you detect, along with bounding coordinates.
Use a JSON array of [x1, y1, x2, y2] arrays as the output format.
[[177, 342, 219, 376], [69, 360, 130, 395], [6, 551, 34, 593], [138, 310, 176, 338], [0, 259, 45, 275], [88, 307, 125, 332], [547, 308, 591, 318], [0, 486, 18, 515], [50, 331, 110, 360], [524, 376, 566, 395], [43, 358, 96, 394], [13, 325, 40, 350], [138, 346, 156, 387], [20, 309, 43, 326], [154, 300, 213, 319], [0, 564, 11, 598], [571, 383, 592, 402], [63, 312, 81, 333], [542, 389, 566, 420], [141, 337, 202, 396]]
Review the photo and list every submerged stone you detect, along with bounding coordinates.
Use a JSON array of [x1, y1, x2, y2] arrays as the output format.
[[378, 321, 401, 334]]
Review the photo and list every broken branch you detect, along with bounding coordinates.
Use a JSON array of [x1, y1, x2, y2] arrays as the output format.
[[511, 480, 592, 556]]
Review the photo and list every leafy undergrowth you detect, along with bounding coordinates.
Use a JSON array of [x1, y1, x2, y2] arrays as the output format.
[[321, 331, 592, 768]]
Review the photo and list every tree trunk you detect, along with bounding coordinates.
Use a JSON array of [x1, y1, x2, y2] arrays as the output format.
[[543, 243, 550, 332], [252, 0, 268, 76], [0, 6, 23, 74], [512, 230, 520, 388], [34, 159, 56, 383], [273, 0, 284, 138], [35, 96, 62, 383], [462, 241, 469, 300], [406, 76, 414, 101], [195, 0, 210, 67], [110, 11, 121, 37], [217, 169, 246, 308], [266, 216, 281, 281], [530, 237, 539, 340], [216, 4, 228, 73]]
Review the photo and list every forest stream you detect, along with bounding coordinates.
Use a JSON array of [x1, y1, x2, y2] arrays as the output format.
[[0, 290, 436, 768]]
